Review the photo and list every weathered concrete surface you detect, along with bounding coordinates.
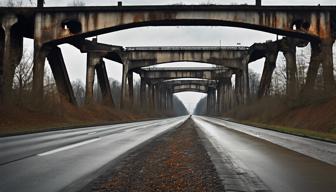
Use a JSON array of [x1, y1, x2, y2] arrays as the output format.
[[279, 38, 299, 97], [303, 39, 336, 93], [46, 46, 76, 105], [95, 60, 114, 107], [1, 5, 336, 113], [124, 46, 249, 70], [85, 52, 100, 104], [256, 41, 278, 98], [7, 5, 334, 46], [0, 14, 23, 103], [172, 84, 208, 93], [138, 67, 231, 80]]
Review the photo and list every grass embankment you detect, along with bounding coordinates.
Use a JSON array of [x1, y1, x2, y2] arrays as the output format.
[[236, 120, 336, 143], [225, 95, 336, 143], [0, 103, 167, 136]]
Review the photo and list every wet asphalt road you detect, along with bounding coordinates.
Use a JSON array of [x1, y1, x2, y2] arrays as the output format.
[[0, 116, 188, 192], [193, 116, 336, 192], [0, 115, 335, 192]]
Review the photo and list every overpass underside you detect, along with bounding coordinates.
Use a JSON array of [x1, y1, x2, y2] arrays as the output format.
[[0, 4, 335, 115]]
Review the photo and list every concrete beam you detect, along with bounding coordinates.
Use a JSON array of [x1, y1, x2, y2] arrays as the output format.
[[139, 68, 230, 80], [30, 5, 332, 46], [125, 46, 248, 70]]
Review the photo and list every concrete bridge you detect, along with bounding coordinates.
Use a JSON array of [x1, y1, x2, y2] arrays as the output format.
[[1, 4, 336, 114]]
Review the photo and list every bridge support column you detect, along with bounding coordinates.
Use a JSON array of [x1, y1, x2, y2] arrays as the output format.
[[96, 60, 114, 107], [157, 85, 163, 111], [281, 38, 298, 97], [223, 78, 233, 112], [46, 46, 76, 105], [167, 91, 173, 113], [235, 70, 243, 105], [258, 47, 278, 98], [148, 84, 154, 111], [303, 39, 335, 93], [121, 64, 129, 108], [140, 78, 146, 109], [242, 61, 250, 104], [127, 72, 134, 108], [154, 84, 160, 112], [163, 88, 168, 112], [85, 52, 99, 104], [320, 39, 335, 91], [0, 15, 23, 103], [207, 87, 216, 115], [217, 81, 224, 114]]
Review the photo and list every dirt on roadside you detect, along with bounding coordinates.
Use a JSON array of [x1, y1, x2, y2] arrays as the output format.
[[86, 119, 224, 192]]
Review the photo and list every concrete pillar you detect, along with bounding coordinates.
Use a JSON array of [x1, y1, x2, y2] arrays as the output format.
[[303, 39, 335, 93], [162, 87, 168, 112], [148, 84, 154, 111], [0, 15, 23, 103], [140, 78, 146, 109], [207, 87, 216, 114], [164, 88, 168, 111], [157, 85, 162, 111], [154, 84, 160, 111], [281, 38, 298, 97], [320, 39, 335, 91], [32, 42, 50, 102], [85, 52, 99, 104], [95, 59, 114, 107], [242, 61, 250, 103], [120, 64, 129, 108], [46, 46, 76, 105], [127, 72, 133, 108], [217, 81, 224, 114], [0, 28, 4, 102], [258, 51, 278, 98], [211, 88, 216, 114], [167, 91, 173, 112], [235, 70, 243, 105], [207, 89, 211, 114]]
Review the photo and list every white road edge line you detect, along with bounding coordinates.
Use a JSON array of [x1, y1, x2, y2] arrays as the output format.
[[37, 138, 101, 157]]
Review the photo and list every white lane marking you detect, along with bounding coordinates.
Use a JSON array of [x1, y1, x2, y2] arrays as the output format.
[[37, 138, 101, 156], [87, 132, 97, 135]]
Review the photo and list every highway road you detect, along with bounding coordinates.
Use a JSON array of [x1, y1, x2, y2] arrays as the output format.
[[193, 116, 336, 192], [1, 115, 335, 192], [0, 116, 188, 192]]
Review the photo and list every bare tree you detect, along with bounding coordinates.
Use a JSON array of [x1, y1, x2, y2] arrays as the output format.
[[12, 49, 33, 104], [249, 70, 260, 98], [72, 79, 85, 105], [270, 57, 287, 96], [2, 0, 34, 6]]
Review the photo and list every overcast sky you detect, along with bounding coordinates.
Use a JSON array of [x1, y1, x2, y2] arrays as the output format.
[[21, 0, 336, 113]]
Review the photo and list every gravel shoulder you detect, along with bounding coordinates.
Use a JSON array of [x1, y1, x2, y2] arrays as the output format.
[[82, 119, 224, 192]]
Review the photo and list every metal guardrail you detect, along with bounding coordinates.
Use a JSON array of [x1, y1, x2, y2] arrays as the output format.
[[125, 46, 249, 51]]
